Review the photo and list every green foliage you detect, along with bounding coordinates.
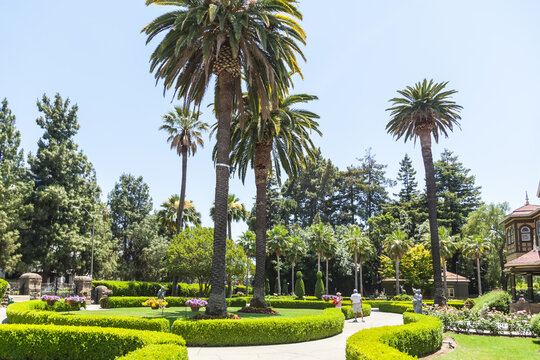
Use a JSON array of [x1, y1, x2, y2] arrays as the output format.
[[471, 290, 512, 313], [7, 301, 169, 332], [531, 314, 540, 337], [265, 278, 271, 295], [171, 308, 344, 346], [99, 296, 247, 309], [341, 305, 372, 319], [346, 313, 443, 360], [117, 344, 188, 360], [379, 244, 433, 293], [0, 279, 8, 299], [378, 302, 414, 314], [295, 271, 305, 299], [92, 280, 190, 297], [314, 271, 324, 299], [392, 294, 413, 301], [0, 323, 187, 360]]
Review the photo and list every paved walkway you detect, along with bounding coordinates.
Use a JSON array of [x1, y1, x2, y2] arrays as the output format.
[[187, 309, 403, 360], [0, 308, 7, 324]]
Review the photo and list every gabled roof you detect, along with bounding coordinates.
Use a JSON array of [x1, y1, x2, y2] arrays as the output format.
[[500, 204, 540, 225], [505, 250, 540, 267], [382, 271, 469, 282]]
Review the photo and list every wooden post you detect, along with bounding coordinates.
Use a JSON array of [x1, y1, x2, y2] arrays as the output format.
[[510, 273, 516, 302], [527, 273, 534, 302]]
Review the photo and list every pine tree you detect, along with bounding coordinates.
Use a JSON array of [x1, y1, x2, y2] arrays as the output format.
[[23, 94, 102, 279], [396, 154, 418, 202]]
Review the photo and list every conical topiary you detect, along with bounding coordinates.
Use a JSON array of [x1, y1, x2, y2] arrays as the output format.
[[315, 271, 325, 300], [282, 279, 288, 295], [274, 277, 280, 295], [265, 278, 270, 295], [295, 271, 305, 299]]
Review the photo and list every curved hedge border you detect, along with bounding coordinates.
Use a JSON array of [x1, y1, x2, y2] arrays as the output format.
[[0, 324, 187, 360], [100, 296, 247, 309], [0, 279, 8, 300], [7, 300, 169, 332], [377, 302, 414, 314], [172, 307, 345, 346], [346, 312, 443, 360]]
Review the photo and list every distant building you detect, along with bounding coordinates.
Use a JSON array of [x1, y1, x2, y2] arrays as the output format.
[[381, 271, 470, 299]]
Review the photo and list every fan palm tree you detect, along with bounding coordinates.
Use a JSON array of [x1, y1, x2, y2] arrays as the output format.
[[386, 79, 462, 305], [210, 194, 249, 240], [238, 230, 256, 293], [157, 195, 202, 235], [227, 93, 320, 307], [343, 224, 373, 295], [159, 106, 208, 233], [285, 233, 306, 296], [384, 230, 411, 296], [143, 0, 306, 316], [426, 227, 460, 299], [266, 225, 290, 295], [306, 221, 336, 294], [462, 234, 491, 296]]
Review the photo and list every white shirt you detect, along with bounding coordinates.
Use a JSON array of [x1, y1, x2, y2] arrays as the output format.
[[350, 293, 362, 304]]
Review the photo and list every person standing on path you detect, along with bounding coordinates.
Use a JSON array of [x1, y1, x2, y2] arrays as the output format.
[[350, 289, 364, 322], [334, 292, 343, 309]]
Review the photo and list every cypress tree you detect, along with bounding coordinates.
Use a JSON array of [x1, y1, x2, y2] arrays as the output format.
[[314, 271, 324, 299], [294, 271, 305, 299]]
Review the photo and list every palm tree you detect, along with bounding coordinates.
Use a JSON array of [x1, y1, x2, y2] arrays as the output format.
[[157, 195, 201, 235], [284, 234, 306, 296], [462, 235, 491, 296], [384, 230, 411, 296], [343, 224, 373, 295], [266, 225, 290, 295], [159, 107, 208, 232], [228, 93, 320, 307], [143, 0, 306, 316], [210, 194, 249, 240], [386, 79, 462, 305], [306, 221, 336, 294], [238, 230, 256, 293], [430, 227, 459, 299]]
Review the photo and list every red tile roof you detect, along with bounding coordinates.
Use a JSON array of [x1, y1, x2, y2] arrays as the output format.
[[505, 250, 540, 267], [444, 271, 469, 281], [501, 204, 540, 224]]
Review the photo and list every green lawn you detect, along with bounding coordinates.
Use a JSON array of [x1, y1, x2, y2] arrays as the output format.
[[74, 307, 323, 326], [439, 333, 540, 360]]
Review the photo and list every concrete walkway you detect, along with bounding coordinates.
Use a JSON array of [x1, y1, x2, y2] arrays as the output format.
[[0, 308, 7, 324], [187, 309, 403, 360]]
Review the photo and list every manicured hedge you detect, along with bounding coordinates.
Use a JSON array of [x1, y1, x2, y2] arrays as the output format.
[[172, 308, 345, 346], [7, 300, 169, 332], [341, 304, 371, 319], [472, 290, 512, 313], [0, 324, 187, 360], [378, 302, 414, 314], [346, 312, 443, 360], [93, 280, 204, 297], [531, 314, 540, 337], [0, 279, 8, 300], [100, 296, 247, 309], [363, 300, 464, 310], [268, 299, 352, 309]]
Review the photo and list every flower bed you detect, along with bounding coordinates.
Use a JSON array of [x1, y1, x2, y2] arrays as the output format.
[[424, 305, 535, 336], [100, 296, 247, 309], [172, 308, 345, 346], [0, 323, 187, 360], [238, 307, 278, 314]]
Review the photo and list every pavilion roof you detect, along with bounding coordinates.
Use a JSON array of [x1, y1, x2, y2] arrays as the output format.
[[500, 204, 540, 225], [505, 250, 540, 267]]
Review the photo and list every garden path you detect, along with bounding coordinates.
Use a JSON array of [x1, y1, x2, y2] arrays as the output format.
[[0, 308, 6, 324], [187, 309, 403, 360]]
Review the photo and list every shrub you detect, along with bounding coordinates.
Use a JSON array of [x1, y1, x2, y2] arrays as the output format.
[[378, 302, 414, 314], [274, 277, 279, 294], [464, 298, 475, 309], [172, 308, 344, 346], [265, 278, 270, 295], [392, 294, 413, 301], [346, 313, 443, 360], [314, 271, 324, 300], [0, 324, 187, 360], [341, 304, 372, 319], [532, 314, 540, 337], [295, 271, 305, 299], [99, 296, 248, 309], [92, 280, 203, 297], [0, 279, 9, 300], [472, 290, 512, 313], [7, 301, 169, 332]]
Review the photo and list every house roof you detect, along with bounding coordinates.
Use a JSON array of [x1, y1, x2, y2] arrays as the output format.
[[382, 271, 469, 282], [500, 204, 540, 225], [505, 250, 540, 267]]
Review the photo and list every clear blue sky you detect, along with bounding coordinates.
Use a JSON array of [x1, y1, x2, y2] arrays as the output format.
[[1, 1, 539, 238]]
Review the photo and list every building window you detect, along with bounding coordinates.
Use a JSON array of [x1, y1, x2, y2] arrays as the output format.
[[520, 226, 532, 242], [447, 287, 455, 298], [507, 228, 514, 245], [536, 221, 540, 245]]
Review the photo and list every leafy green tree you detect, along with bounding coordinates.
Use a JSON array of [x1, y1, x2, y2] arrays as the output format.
[[295, 271, 305, 299], [386, 79, 463, 305], [380, 244, 433, 293], [144, 0, 307, 316], [23, 94, 101, 279], [238, 230, 256, 291], [266, 225, 289, 295], [225, 238, 248, 297], [384, 230, 411, 295], [284, 234, 306, 296], [87, 205, 118, 280], [314, 271, 324, 299], [108, 173, 153, 278], [343, 225, 373, 295], [424, 227, 459, 298], [305, 221, 335, 273], [435, 150, 482, 234], [462, 234, 492, 296], [210, 194, 249, 240], [159, 107, 208, 232], [0, 99, 29, 273], [366, 213, 398, 291], [265, 278, 270, 295]]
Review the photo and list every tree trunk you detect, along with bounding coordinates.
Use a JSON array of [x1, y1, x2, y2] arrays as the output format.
[[443, 258, 448, 298], [395, 259, 400, 296], [419, 131, 445, 306], [226, 280, 233, 298], [206, 71, 234, 316], [172, 277, 179, 297], [291, 262, 295, 296], [354, 248, 358, 290], [317, 253, 321, 272], [250, 142, 272, 308], [476, 256, 482, 296], [276, 254, 281, 295], [177, 150, 187, 233], [246, 258, 250, 295], [228, 218, 232, 240], [325, 258, 329, 294], [359, 258, 364, 296]]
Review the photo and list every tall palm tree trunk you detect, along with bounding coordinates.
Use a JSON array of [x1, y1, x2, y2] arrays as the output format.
[[178, 150, 187, 232], [443, 258, 448, 298], [354, 249, 358, 290], [250, 142, 272, 308], [419, 132, 445, 306], [291, 262, 295, 296], [395, 259, 400, 296], [206, 71, 234, 316], [228, 217, 232, 240], [246, 257, 250, 296], [359, 258, 364, 296], [276, 254, 281, 295], [325, 258, 329, 294], [476, 256, 482, 296], [317, 253, 321, 272]]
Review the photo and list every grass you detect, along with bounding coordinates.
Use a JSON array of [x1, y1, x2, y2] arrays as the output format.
[[439, 333, 540, 360], [74, 306, 323, 326]]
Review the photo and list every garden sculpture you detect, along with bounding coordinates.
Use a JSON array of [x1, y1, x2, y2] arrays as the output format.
[[412, 288, 423, 314], [157, 286, 166, 300]]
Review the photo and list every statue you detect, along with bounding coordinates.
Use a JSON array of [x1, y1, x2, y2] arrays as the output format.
[[412, 288, 423, 314], [157, 286, 166, 300], [400, 285, 407, 294]]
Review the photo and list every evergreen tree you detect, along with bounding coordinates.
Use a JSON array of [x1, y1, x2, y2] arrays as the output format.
[[295, 271, 305, 299], [314, 271, 324, 299], [23, 94, 101, 279], [396, 154, 418, 202], [0, 99, 30, 274]]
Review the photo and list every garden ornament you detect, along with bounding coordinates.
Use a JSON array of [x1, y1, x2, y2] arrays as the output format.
[[412, 288, 423, 314]]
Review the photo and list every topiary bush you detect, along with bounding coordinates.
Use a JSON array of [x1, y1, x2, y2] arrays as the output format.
[[0, 324, 187, 360], [346, 313, 443, 360], [472, 290, 512, 313], [0, 279, 8, 300], [314, 271, 324, 300], [295, 271, 305, 299], [532, 314, 540, 337], [172, 308, 345, 346], [265, 278, 270, 295]]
